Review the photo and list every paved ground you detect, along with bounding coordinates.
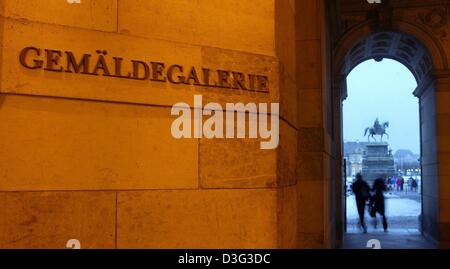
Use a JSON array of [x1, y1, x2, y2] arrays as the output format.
[[346, 191, 421, 230], [343, 229, 435, 249], [386, 190, 421, 202], [343, 190, 432, 249], [347, 216, 419, 230]]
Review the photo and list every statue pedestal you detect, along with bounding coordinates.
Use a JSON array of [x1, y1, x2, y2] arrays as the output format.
[[362, 142, 396, 184]]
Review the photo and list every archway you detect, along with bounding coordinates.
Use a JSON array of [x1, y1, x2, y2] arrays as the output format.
[[344, 59, 421, 234], [333, 30, 440, 248]]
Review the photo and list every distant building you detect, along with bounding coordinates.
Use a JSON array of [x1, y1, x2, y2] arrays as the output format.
[[394, 149, 421, 176], [344, 141, 368, 177]]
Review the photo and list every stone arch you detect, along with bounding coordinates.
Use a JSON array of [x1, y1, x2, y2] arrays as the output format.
[[332, 20, 444, 245], [342, 31, 431, 84], [334, 20, 447, 80]]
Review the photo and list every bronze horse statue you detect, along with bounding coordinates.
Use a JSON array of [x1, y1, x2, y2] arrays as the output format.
[[364, 119, 390, 142]]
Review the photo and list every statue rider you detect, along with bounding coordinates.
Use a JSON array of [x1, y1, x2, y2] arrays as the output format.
[[374, 118, 382, 133]]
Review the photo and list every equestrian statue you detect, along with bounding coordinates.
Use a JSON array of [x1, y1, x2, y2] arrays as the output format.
[[364, 118, 390, 142]]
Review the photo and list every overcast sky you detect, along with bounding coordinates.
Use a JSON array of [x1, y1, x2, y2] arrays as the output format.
[[343, 59, 420, 154]]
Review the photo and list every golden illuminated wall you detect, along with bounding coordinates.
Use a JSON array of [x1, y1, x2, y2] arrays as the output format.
[[0, 0, 316, 248]]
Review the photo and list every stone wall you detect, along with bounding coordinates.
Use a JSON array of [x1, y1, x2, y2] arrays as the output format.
[[435, 75, 450, 248], [0, 0, 303, 248], [295, 0, 334, 248]]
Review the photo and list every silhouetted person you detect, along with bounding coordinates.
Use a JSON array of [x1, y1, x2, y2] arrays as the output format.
[[396, 176, 404, 191], [387, 176, 393, 191], [408, 177, 413, 190], [411, 178, 418, 192], [370, 178, 388, 232], [351, 173, 370, 233]]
